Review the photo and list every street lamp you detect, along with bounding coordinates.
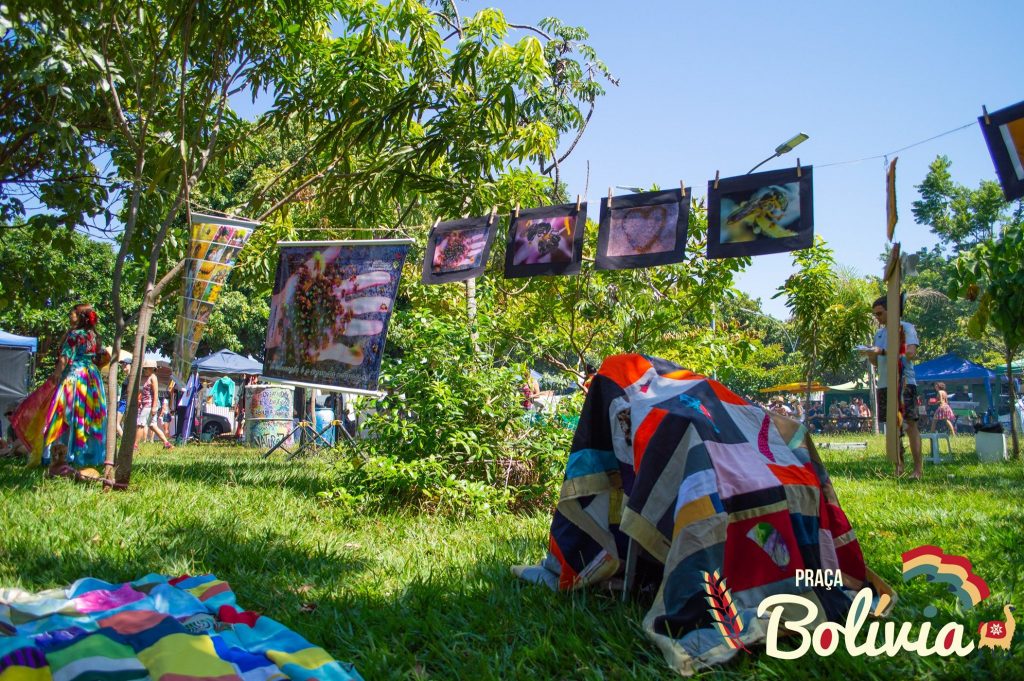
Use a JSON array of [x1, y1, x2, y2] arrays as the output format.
[[747, 132, 809, 174]]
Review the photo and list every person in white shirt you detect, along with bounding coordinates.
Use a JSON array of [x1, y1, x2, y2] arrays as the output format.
[[864, 296, 922, 479]]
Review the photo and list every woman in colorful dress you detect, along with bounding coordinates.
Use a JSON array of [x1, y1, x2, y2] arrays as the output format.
[[930, 381, 956, 436], [44, 303, 108, 474]]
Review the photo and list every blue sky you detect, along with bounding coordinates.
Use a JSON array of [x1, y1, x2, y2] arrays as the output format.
[[453, 0, 1024, 317]]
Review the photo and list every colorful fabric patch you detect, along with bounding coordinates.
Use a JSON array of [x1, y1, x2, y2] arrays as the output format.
[[746, 522, 791, 568]]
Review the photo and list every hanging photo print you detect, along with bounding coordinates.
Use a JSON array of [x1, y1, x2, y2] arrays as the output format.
[[422, 214, 497, 284], [979, 99, 1024, 201], [595, 187, 689, 270], [707, 166, 814, 259], [503, 202, 587, 279], [263, 240, 411, 395], [171, 216, 255, 384]]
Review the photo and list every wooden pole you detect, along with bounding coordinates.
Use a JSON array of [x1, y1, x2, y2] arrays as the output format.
[[884, 244, 901, 465]]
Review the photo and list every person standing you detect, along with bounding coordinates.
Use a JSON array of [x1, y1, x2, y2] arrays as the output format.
[[864, 295, 922, 479], [930, 381, 957, 436], [39, 304, 108, 473], [137, 359, 173, 449]]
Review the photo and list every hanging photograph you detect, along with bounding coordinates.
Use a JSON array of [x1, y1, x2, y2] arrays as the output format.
[[595, 188, 689, 270], [504, 202, 587, 278], [707, 166, 814, 259], [422, 215, 498, 284], [171, 217, 254, 384], [979, 99, 1024, 201], [263, 240, 411, 395]]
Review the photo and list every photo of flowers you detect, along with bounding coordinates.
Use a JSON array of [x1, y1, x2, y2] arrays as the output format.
[[421, 215, 497, 284], [504, 202, 587, 278], [707, 166, 814, 259], [596, 188, 689, 271], [263, 240, 410, 393], [979, 99, 1024, 201]]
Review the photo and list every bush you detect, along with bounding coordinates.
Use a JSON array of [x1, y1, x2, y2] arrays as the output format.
[[321, 306, 575, 516]]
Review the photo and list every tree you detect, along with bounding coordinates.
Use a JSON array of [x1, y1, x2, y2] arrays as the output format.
[[898, 245, 1003, 365], [775, 238, 875, 407], [482, 198, 752, 385], [912, 155, 1023, 252], [948, 224, 1024, 459], [0, 8, 111, 231], [3, 1, 611, 486], [0, 228, 120, 380]]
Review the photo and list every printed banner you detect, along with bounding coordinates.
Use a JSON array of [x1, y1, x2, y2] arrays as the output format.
[[263, 240, 410, 394], [595, 188, 689, 271], [503, 202, 587, 279], [422, 214, 498, 284], [707, 166, 814, 259], [171, 218, 254, 383], [979, 99, 1024, 201]]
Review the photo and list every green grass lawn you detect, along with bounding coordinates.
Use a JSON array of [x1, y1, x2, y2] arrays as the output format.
[[2, 435, 1023, 679]]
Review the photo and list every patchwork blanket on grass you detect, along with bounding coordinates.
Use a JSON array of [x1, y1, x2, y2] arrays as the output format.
[[514, 354, 893, 675], [0, 573, 362, 681]]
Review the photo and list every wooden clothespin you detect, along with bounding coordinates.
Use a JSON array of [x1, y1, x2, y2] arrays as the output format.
[[713, 170, 720, 190], [796, 158, 802, 178], [679, 179, 686, 199], [607, 187, 613, 209], [514, 202, 521, 218], [575, 194, 582, 212], [430, 217, 441, 231], [983, 105, 991, 125], [488, 206, 497, 224]]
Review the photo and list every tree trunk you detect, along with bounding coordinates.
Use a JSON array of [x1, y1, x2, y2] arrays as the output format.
[[1007, 344, 1020, 460], [114, 284, 159, 485]]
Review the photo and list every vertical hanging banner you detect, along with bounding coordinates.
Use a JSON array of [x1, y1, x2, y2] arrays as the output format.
[[503, 202, 587, 278], [979, 99, 1024, 201], [886, 157, 898, 241], [707, 166, 814, 259], [422, 214, 498, 284], [171, 214, 256, 384], [596, 187, 689, 271], [263, 240, 411, 396]]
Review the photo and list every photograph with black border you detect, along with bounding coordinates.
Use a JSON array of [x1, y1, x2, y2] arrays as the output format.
[[595, 188, 689, 271], [503, 202, 587, 279], [707, 166, 814, 259], [421, 215, 497, 284]]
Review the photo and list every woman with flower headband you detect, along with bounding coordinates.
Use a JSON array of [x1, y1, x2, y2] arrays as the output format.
[[42, 304, 109, 475]]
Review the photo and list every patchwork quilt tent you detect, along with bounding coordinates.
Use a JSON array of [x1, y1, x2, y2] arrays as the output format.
[[514, 354, 893, 675]]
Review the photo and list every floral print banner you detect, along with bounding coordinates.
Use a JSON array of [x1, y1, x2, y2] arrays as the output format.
[[263, 240, 410, 394], [422, 215, 497, 284]]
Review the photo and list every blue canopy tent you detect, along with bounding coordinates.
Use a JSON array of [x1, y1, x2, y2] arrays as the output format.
[[0, 330, 37, 439], [913, 353, 996, 418], [175, 350, 263, 442], [192, 349, 263, 375]]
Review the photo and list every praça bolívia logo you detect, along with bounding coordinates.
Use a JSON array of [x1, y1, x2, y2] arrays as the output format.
[[705, 545, 1015, 658]]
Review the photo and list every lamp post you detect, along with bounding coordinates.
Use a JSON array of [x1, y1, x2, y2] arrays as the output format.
[[747, 133, 809, 175]]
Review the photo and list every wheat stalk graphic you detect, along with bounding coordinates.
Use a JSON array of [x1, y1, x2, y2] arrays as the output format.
[[701, 569, 750, 653]]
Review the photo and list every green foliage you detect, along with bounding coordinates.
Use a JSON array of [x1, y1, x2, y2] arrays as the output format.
[[775, 238, 874, 395], [899, 245, 1003, 364], [912, 156, 1023, 252], [320, 294, 574, 516], [0, 5, 111, 231], [0, 228, 121, 380]]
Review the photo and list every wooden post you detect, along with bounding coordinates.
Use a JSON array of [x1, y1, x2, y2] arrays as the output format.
[[884, 244, 901, 464]]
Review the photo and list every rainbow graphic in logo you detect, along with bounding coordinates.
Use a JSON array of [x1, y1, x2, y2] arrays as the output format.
[[901, 545, 990, 610]]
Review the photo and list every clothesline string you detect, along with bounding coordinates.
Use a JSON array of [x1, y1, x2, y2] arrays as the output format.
[[815, 120, 978, 169]]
